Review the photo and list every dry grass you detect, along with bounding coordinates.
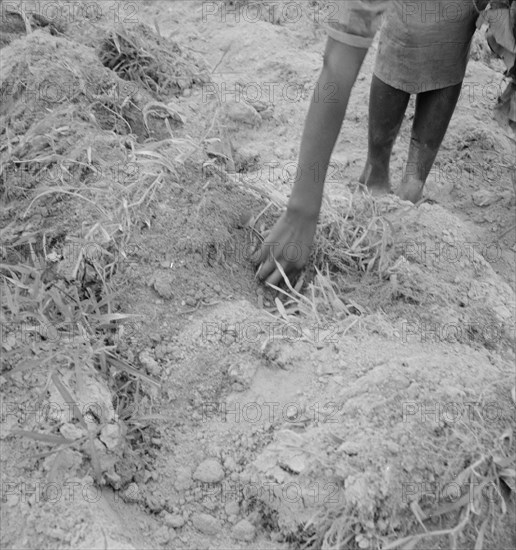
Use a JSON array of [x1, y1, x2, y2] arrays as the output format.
[[0, 21, 200, 488], [311, 193, 395, 279], [294, 396, 515, 550], [98, 22, 210, 99]]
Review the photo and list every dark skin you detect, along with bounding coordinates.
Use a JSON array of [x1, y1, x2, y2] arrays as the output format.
[[360, 76, 463, 202], [255, 37, 463, 284], [254, 37, 368, 285]]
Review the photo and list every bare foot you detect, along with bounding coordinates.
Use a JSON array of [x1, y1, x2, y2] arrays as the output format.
[[397, 178, 424, 203], [359, 162, 391, 196]]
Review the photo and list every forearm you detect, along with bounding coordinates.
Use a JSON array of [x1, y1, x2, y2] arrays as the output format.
[[287, 39, 368, 219]]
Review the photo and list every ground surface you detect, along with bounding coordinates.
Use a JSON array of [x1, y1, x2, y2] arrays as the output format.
[[1, 1, 515, 550]]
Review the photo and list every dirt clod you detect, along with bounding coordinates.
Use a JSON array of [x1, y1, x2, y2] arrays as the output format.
[[225, 101, 262, 126], [193, 458, 225, 483], [139, 349, 160, 376], [231, 519, 256, 541], [163, 512, 185, 529], [191, 512, 222, 536]]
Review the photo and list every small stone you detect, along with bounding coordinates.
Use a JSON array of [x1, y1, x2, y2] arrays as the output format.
[[122, 482, 140, 503], [227, 359, 258, 387], [261, 107, 274, 120], [223, 456, 237, 472], [225, 501, 239, 516], [146, 494, 164, 513], [247, 99, 268, 112], [231, 519, 256, 541], [99, 423, 123, 451], [191, 513, 221, 536], [193, 459, 225, 483], [338, 441, 361, 455], [202, 499, 218, 511], [225, 101, 261, 126], [154, 345, 165, 360], [105, 471, 122, 490], [155, 525, 170, 545], [472, 189, 500, 207], [174, 467, 193, 491], [139, 350, 160, 376], [60, 423, 85, 440], [164, 513, 185, 529], [152, 275, 175, 299]]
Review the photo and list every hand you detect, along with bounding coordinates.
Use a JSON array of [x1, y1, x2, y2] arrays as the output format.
[[253, 209, 318, 286]]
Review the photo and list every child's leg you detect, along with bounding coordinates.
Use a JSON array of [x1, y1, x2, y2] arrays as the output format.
[[398, 81, 463, 202], [360, 75, 410, 194]]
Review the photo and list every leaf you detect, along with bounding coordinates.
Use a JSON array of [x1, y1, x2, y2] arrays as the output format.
[[89, 431, 102, 484], [494, 455, 514, 468], [499, 469, 516, 492], [105, 353, 160, 388], [6, 358, 41, 377], [30, 437, 87, 459], [274, 297, 289, 321], [2, 282, 17, 315], [90, 313, 142, 325], [400, 538, 419, 550], [51, 372, 87, 429], [474, 518, 489, 550], [410, 500, 429, 528], [11, 429, 70, 445]]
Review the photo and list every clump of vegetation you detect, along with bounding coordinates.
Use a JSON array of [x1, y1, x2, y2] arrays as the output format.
[[98, 22, 210, 99]]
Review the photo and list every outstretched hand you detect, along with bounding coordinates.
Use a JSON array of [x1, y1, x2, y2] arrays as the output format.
[[253, 209, 317, 286]]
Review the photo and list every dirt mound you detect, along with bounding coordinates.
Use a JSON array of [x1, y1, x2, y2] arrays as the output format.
[[1, 2, 515, 550], [246, 335, 515, 549], [0, 4, 66, 48], [0, 29, 174, 199], [0, 14, 214, 548]]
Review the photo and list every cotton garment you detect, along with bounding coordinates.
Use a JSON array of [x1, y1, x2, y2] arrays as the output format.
[[326, 0, 390, 49], [374, 1, 479, 93]]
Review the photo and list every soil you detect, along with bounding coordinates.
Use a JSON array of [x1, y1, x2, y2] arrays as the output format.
[[1, 1, 515, 550]]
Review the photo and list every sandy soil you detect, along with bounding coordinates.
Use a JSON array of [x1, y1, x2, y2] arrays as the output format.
[[1, 1, 515, 549]]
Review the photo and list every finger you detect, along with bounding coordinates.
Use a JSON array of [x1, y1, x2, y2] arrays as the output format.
[[251, 244, 268, 267], [251, 238, 279, 266], [256, 255, 276, 281], [264, 268, 284, 287]]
